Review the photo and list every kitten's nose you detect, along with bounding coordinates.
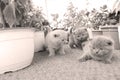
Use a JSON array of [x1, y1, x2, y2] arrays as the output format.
[[65, 41, 68, 44], [96, 50, 99, 54], [96, 51, 99, 54]]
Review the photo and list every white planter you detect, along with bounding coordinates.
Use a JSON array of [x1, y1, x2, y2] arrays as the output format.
[[0, 28, 34, 74], [101, 26, 120, 50], [34, 31, 45, 52], [92, 30, 103, 37], [118, 26, 120, 49]]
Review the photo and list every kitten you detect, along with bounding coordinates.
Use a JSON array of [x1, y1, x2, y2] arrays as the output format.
[[69, 27, 89, 49], [79, 36, 114, 64], [45, 29, 69, 56]]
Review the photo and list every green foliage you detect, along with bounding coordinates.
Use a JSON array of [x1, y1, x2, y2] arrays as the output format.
[[112, 0, 120, 14], [63, 2, 78, 28], [0, 0, 48, 30], [51, 13, 59, 28], [19, 7, 48, 30], [62, 2, 92, 29], [62, 3, 119, 30], [3, 1, 16, 28], [0, 0, 31, 28], [89, 5, 109, 29]]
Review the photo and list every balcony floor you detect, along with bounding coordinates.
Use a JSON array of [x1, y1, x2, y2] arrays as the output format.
[[0, 45, 120, 80]]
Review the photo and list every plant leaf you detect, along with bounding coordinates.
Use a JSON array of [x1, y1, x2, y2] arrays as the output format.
[[0, 7, 4, 28], [1, 0, 9, 4], [3, 1, 16, 28], [17, 0, 28, 6], [112, 0, 120, 14]]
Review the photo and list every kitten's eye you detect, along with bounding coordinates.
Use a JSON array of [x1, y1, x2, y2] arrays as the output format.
[[82, 34, 84, 36], [100, 48, 103, 50], [62, 39, 64, 41], [107, 42, 112, 45], [77, 35, 80, 37], [93, 47, 95, 49], [73, 32, 76, 35]]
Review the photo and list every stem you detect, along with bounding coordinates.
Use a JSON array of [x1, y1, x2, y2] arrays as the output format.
[[0, 3, 5, 28]]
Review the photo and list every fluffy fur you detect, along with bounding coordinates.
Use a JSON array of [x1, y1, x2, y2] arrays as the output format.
[[45, 30, 69, 56], [69, 27, 89, 49], [79, 36, 114, 64]]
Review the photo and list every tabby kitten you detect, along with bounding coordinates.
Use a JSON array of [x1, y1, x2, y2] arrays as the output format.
[[69, 27, 89, 49], [79, 36, 114, 64]]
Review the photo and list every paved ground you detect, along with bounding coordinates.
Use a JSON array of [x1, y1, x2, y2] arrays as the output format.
[[0, 45, 120, 80]]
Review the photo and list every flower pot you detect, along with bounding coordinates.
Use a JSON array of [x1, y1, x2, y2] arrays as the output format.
[[0, 28, 34, 74], [34, 30, 45, 52], [101, 25, 120, 50]]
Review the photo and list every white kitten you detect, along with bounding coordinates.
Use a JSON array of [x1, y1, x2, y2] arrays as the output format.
[[45, 30, 69, 56]]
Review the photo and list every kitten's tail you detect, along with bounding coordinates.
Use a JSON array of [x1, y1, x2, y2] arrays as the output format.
[[87, 28, 93, 40], [44, 26, 52, 37], [69, 27, 74, 34]]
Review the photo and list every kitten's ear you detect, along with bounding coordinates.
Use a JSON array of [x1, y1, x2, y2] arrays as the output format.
[[44, 26, 52, 37], [70, 27, 73, 34], [54, 34, 60, 37], [69, 27, 75, 34], [86, 28, 93, 39], [84, 28, 88, 31], [67, 33, 70, 41]]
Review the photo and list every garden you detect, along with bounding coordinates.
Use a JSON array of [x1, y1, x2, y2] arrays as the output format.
[[0, 0, 120, 80]]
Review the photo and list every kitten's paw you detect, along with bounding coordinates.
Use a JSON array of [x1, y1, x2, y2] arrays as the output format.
[[78, 58, 87, 62], [69, 44, 76, 48], [101, 59, 112, 64], [49, 53, 55, 57], [79, 54, 92, 62], [60, 51, 66, 55], [104, 60, 112, 64], [59, 49, 66, 55]]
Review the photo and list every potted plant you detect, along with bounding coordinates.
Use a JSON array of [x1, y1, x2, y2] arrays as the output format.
[[33, 20, 50, 53], [23, 7, 49, 52], [100, 0, 120, 50], [87, 5, 109, 37], [0, 0, 48, 74], [100, 13, 120, 50], [101, 24, 120, 50]]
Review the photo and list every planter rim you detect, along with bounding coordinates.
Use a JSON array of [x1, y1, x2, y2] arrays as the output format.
[[0, 27, 35, 31], [0, 29, 34, 42], [101, 26, 118, 29], [0, 28, 36, 33], [92, 30, 102, 32]]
